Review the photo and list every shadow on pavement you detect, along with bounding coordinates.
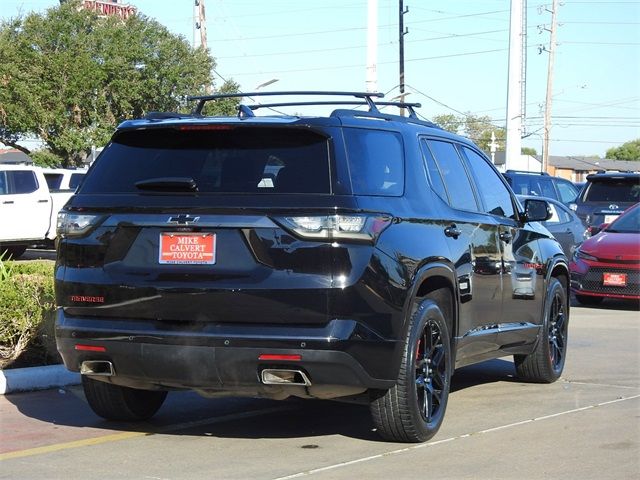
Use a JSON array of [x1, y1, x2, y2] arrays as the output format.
[[3, 358, 521, 445]]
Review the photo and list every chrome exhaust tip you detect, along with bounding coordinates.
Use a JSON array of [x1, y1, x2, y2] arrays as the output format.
[[80, 360, 115, 376], [261, 369, 311, 386]]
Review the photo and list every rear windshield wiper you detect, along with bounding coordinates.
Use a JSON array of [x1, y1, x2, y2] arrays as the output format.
[[135, 177, 198, 192]]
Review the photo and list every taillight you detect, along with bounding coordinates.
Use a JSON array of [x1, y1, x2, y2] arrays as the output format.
[[273, 214, 392, 243], [57, 211, 103, 238]]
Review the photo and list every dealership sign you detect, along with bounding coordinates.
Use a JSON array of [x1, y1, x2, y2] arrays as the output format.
[[82, 0, 137, 20]]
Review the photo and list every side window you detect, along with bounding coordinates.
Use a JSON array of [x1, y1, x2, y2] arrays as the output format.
[[344, 129, 404, 196], [8, 171, 39, 194], [426, 140, 478, 212], [556, 180, 578, 203], [462, 147, 515, 218], [539, 178, 556, 199], [544, 203, 562, 224], [420, 139, 448, 202], [0, 172, 7, 195]]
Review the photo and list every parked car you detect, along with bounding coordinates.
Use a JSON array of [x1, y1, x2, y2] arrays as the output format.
[[570, 202, 640, 305], [0, 165, 74, 258], [571, 172, 640, 229], [55, 91, 570, 443], [517, 195, 586, 258], [41, 167, 87, 191], [503, 170, 580, 206]]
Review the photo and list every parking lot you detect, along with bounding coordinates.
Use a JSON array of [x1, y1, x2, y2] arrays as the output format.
[[0, 298, 638, 480]]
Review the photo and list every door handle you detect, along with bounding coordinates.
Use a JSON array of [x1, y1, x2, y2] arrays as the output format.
[[444, 224, 461, 239], [38, 199, 50, 203], [2, 200, 14, 204], [499, 231, 513, 243]]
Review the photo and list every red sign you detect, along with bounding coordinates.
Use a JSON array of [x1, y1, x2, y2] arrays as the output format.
[[82, 1, 137, 20], [603, 272, 627, 287], [159, 233, 216, 265]]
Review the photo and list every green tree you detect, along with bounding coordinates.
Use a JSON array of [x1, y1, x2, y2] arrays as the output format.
[[521, 147, 537, 156], [432, 114, 461, 134], [606, 139, 640, 161], [0, 0, 237, 166]]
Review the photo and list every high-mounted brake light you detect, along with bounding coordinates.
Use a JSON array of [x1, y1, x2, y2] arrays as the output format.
[[273, 214, 392, 243]]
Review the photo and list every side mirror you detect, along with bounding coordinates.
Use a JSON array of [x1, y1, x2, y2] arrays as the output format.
[[523, 198, 552, 222]]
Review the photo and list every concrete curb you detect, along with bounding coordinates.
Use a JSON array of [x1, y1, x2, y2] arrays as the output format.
[[0, 364, 80, 395]]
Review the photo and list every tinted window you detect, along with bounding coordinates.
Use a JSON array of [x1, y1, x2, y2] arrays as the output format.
[[9, 171, 39, 194], [584, 179, 640, 203], [344, 128, 403, 196], [556, 180, 578, 203], [0, 172, 7, 195], [607, 205, 640, 233], [420, 139, 448, 202], [426, 140, 478, 212], [463, 147, 514, 218], [44, 173, 63, 190], [69, 173, 85, 190], [80, 127, 331, 194]]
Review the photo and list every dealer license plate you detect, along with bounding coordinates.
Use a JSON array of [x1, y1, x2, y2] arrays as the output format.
[[604, 214, 619, 224], [603, 272, 626, 287], [159, 233, 216, 265]]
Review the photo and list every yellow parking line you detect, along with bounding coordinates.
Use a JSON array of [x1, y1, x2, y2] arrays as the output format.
[[0, 431, 150, 460], [1, 404, 293, 461]]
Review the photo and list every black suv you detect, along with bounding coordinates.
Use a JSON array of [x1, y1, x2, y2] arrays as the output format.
[[503, 170, 580, 206], [55, 92, 570, 443], [572, 172, 640, 229]]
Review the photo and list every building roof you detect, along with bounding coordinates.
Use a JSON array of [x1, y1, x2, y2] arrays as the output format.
[[0, 149, 32, 164]]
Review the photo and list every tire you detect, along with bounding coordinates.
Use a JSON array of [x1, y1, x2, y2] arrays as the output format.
[[575, 294, 603, 306], [82, 376, 167, 421], [515, 277, 569, 383], [370, 299, 452, 443], [0, 245, 27, 260]]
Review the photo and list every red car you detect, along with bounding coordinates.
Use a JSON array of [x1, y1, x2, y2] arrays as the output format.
[[570, 202, 640, 305]]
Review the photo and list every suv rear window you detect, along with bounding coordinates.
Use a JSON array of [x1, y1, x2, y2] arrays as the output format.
[[80, 127, 331, 194], [584, 179, 640, 203]]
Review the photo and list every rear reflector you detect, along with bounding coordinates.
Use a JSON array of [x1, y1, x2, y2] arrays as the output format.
[[75, 345, 107, 352], [258, 354, 301, 361]]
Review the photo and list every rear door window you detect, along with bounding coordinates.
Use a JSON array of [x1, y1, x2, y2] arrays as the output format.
[[6, 171, 39, 194], [425, 140, 479, 212], [80, 126, 332, 194], [343, 128, 404, 196]]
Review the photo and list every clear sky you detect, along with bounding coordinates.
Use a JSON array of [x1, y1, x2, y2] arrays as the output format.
[[2, 0, 639, 158]]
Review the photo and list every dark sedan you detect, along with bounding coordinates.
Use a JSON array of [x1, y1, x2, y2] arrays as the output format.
[[570, 202, 640, 305], [518, 195, 586, 258]]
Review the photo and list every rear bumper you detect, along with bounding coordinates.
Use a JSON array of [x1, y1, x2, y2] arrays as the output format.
[[55, 309, 398, 395]]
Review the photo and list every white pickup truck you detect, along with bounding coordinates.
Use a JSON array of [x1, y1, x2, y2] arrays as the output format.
[[0, 165, 76, 258]]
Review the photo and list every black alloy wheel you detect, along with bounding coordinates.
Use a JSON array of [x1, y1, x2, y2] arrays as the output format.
[[415, 318, 448, 424], [370, 296, 452, 443], [547, 287, 567, 372], [515, 277, 569, 383]]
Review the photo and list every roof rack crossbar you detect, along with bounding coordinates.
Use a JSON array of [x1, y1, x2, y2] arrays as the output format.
[[188, 91, 385, 115], [246, 100, 422, 111]]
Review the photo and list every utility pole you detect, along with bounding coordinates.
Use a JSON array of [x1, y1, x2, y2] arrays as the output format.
[[366, 0, 378, 93], [195, 0, 207, 51], [505, 0, 525, 170], [399, 0, 408, 115], [542, 0, 559, 173]]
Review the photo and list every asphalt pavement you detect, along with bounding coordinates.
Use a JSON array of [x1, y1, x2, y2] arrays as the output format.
[[0, 298, 638, 480]]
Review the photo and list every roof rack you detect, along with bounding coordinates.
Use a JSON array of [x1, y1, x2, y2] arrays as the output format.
[[186, 91, 423, 120], [505, 169, 549, 176]]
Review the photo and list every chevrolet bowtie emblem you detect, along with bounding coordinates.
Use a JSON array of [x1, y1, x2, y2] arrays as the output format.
[[167, 214, 200, 225]]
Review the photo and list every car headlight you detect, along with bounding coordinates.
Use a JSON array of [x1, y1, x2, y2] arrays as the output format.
[[574, 248, 597, 262]]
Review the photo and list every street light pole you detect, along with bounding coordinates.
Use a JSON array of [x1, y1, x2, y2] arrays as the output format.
[[542, 0, 558, 174]]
